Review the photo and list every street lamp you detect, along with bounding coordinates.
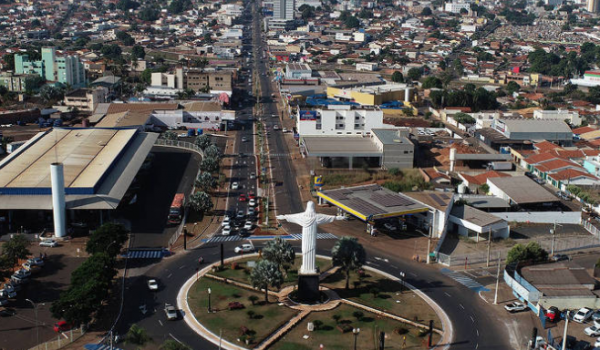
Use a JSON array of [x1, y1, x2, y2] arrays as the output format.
[[352, 327, 360, 350], [208, 288, 212, 313], [399, 272, 406, 293], [25, 299, 39, 346]]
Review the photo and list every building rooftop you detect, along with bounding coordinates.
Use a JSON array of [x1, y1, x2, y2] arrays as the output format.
[[460, 195, 511, 209], [182, 101, 222, 112], [521, 262, 597, 297], [95, 111, 151, 128], [403, 191, 453, 212], [371, 128, 411, 145], [450, 205, 505, 227], [500, 119, 572, 134], [287, 63, 311, 71], [317, 184, 429, 221], [105, 103, 179, 114], [487, 176, 558, 204], [302, 136, 381, 157]]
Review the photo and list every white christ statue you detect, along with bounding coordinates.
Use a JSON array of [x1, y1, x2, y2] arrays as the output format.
[[277, 201, 346, 275]]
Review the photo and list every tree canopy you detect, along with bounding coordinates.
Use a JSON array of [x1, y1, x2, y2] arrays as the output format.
[[85, 223, 129, 257], [506, 242, 548, 264], [189, 191, 213, 214], [250, 260, 283, 302], [262, 237, 295, 277], [332, 237, 366, 289]]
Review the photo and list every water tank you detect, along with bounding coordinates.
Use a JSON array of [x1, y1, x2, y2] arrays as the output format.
[[458, 183, 467, 194]]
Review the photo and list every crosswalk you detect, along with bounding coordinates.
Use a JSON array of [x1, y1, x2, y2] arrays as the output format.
[[440, 268, 490, 292], [288, 233, 338, 240], [205, 235, 244, 243], [124, 250, 167, 259]]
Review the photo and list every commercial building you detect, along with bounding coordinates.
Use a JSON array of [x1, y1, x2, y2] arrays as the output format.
[[571, 70, 600, 86], [0, 72, 39, 92], [0, 127, 157, 218], [589, 0, 600, 13], [326, 83, 412, 106], [444, 1, 471, 13], [296, 105, 385, 136], [285, 63, 312, 79], [63, 88, 108, 112], [273, 0, 295, 20], [533, 109, 581, 127], [15, 47, 86, 88], [491, 119, 573, 145], [186, 69, 233, 96], [487, 176, 559, 207]]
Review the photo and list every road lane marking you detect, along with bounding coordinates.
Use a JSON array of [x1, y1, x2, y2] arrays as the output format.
[[459, 304, 465, 309], [409, 272, 417, 277], [179, 265, 186, 269], [476, 329, 479, 337], [476, 343, 479, 349], [169, 333, 185, 344], [158, 320, 163, 326], [470, 316, 475, 323], [167, 273, 173, 278], [444, 292, 451, 297]]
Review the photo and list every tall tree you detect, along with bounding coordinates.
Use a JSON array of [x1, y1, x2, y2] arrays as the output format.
[[250, 260, 284, 302], [126, 324, 151, 346], [1, 234, 30, 269], [85, 223, 128, 257], [331, 237, 366, 290], [195, 172, 217, 192], [188, 191, 213, 214], [199, 157, 219, 173], [204, 144, 221, 159], [262, 237, 295, 277], [391, 71, 404, 83], [194, 134, 212, 150]]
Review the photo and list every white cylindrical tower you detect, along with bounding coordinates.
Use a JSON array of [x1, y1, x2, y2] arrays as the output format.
[[404, 87, 411, 102], [449, 148, 457, 172], [50, 163, 66, 238]]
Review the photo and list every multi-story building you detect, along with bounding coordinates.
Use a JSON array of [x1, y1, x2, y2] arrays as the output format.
[[0, 72, 39, 92], [63, 87, 108, 112], [273, 0, 295, 20], [14, 47, 86, 88], [444, 1, 471, 13], [296, 105, 385, 136], [533, 109, 582, 127], [589, 0, 599, 12], [186, 69, 233, 96]]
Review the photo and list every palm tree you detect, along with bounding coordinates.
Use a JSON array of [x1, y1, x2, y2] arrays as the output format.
[[262, 237, 295, 278], [250, 260, 283, 302], [331, 237, 366, 290], [126, 324, 151, 346]]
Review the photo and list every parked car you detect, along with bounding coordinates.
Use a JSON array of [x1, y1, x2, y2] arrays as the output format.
[[0, 308, 15, 317], [250, 172, 256, 180], [504, 302, 528, 313], [248, 192, 256, 200], [383, 223, 397, 231], [40, 240, 58, 247], [551, 254, 570, 262], [0, 298, 8, 306], [242, 136, 248, 142], [244, 221, 253, 230], [574, 307, 594, 323], [247, 207, 255, 216], [0, 289, 16, 299], [177, 133, 188, 139], [592, 310, 600, 322], [236, 210, 245, 219], [147, 279, 159, 291], [546, 306, 560, 322], [13, 269, 31, 278], [234, 244, 254, 254], [231, 182, 239, 190], [3, 282, 20, 292], [239, 194, 247, 202], [228, 302, 245, 310], [27, 258, 44, 267], [585, 325, 600, 337], [249, 198, 256, 206], [22, 262, 41, 273], [53, 321, 74, 332], [239, 228, 250, 237], [164, 304, 178, 320]]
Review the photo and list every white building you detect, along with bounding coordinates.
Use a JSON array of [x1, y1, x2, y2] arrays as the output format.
[[150, 67, 185, 90], [356, 62, 378, 71], [295, 0, 321, 9], [473, 111, 502, 129], [285, 63, 312, 79], [444, 1, 471, 13], [571, 70, 600, 87], [533, 109, 582, 126], [274, 0, 295, 20], [296, 105, 387, 136]]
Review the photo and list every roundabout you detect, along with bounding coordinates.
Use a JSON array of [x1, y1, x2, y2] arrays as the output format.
[[177, 252, 452, 350]]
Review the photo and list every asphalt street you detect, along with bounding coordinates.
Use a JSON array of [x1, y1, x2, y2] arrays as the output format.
[[113, 2, 513, 350]]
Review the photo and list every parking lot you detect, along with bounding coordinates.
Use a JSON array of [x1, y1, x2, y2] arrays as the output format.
[[0, 239, 88, 350]]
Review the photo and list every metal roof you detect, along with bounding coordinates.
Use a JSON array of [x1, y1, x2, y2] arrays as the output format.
[[317, 184, 429, 221], [501, 119, 572, 134], [0, 130, 157, 209], [371, 128, 411, 145], [450, 205, 504, 228], [487, 176, 559, 204], [303, 137, 381, 157]]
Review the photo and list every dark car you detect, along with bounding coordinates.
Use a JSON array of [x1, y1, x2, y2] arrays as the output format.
[[546, 306, 560, 322], [551, 254, 570, 262]]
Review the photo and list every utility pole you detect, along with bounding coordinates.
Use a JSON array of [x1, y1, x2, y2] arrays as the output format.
[[426, 225, 432, 264], [487, 227, 492, 267], [494, 252, 501, 305], [561, 318, 569, 350]]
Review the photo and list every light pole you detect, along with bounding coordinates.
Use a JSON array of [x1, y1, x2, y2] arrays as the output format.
[[26, 299, 39, 346], [208, 288, 212, 313], [399, 272, 405, 293], [352, 327, 360, 350]]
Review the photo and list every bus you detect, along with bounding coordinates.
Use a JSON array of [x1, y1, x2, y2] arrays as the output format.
[[168, 193, 185, 225]]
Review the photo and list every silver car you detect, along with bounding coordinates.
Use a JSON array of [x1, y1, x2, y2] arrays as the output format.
[[164, 303, 178, 321]]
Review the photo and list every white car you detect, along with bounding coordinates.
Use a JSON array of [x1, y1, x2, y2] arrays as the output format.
[[221, 216, 231, 227], [242, 136, 248, 142], [273, 125, 279, 130], [383, 223, 397, 231], [231, 182, 239, 190], [244, 221, 253, 230], [164, 303, 178, 320], [504, 302, 528, 313], [234, 244, 254, 254], [586, 325, 600, 337], [282, 128, 288, 133], [250, 172, 256, 180], [574, 307, 594, 323], [222, 225, 232, 235], [249, 198, 256, 206], [247, 207, 255, 216], [40, 240, 58, 247], [595, 338, 600, 348], [0, 289, 16, 299], [177, 133, 188, 139], [148, 279, 159, 291]]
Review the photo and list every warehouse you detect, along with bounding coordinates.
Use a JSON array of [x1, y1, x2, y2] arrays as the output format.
[[491, 119, 573, 145]]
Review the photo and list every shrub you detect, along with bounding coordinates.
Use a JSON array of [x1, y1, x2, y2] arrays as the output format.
[[313, 320, 323, 330], [395, 327, 409, 335], [249, 295, 259, 305], [332, 314, 341, 324], [247, 310, 255, 319], [353, 311, 364, 321], [388, 168, 400, 176], [370, 287, 380, 298], [337, 324, 353, 333]]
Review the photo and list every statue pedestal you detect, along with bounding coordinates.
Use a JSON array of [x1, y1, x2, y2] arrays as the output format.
[[297, 273, 320, 304]]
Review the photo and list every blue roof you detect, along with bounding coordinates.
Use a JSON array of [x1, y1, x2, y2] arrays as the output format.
[[85, 344, 124, 350]]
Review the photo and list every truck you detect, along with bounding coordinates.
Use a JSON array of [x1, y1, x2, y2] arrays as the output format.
[[489, 161, 513, 171], [168, 193, 185, 225]]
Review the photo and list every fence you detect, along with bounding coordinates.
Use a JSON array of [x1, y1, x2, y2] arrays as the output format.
[[28, 328, 85, 350], [438, 234, 600, 267]]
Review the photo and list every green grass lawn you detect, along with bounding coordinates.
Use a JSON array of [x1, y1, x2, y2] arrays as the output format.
[[273, 304, 440, 350], [321, 270, 440, 327], [189, 277, 298, 346], [213, 255, 332, 287]]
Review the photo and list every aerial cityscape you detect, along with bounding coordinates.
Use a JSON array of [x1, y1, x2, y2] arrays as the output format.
[[5, 0, 600, 349]]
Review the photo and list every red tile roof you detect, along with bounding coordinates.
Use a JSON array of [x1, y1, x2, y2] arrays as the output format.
[[534, 141, 562, 153], [535, 159, 581, 172], [524, 152, 560, 165], [572, 126, 597, 135], [548, 168, 597, 181], [460, 170, 510, 186]]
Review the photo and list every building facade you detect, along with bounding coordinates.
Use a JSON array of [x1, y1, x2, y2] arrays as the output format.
[[296, 105, 385, 136], [273, 0, 295, 20], [15, 48, 86, 88], [0, 72, 38, 92]]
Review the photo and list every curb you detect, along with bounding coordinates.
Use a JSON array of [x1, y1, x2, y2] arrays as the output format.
[[178, 253, 453, 350]]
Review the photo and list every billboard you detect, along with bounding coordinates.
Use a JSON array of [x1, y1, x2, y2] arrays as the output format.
[[299, 110, 317, 120]]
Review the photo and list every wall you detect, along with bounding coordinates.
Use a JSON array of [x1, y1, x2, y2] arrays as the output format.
[[381, 138, 414, 169], [297, 108, 384, 136], [491, 211, 581, 224]]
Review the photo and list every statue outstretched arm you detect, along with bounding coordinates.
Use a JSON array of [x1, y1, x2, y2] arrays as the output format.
[[276, 213, 307, 226], [315, 214, 347, 225]]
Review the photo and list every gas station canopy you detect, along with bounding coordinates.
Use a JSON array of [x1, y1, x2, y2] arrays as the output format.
[[317, 184, 429, 221]]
